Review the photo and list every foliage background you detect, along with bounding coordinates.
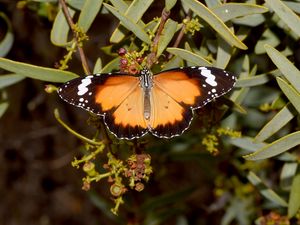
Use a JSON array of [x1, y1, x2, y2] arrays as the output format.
[[0, 0, 300, 225]]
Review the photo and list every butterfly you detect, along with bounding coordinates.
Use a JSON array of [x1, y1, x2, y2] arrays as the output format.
[[58, 66, 236, 140]]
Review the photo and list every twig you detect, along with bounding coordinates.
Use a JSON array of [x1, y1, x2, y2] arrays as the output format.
[[168, 9, 193, 59], [58, 0, 91, 74], [146, 8, 171, 68]]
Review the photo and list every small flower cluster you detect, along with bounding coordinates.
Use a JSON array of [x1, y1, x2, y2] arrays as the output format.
[[72, 142, 153, 215], [124, 154, 153, 191], [202, 127, 241, 155], [256, 212, 290, 225], [118, 48, 147, 74], [183, 18, 201, 36]]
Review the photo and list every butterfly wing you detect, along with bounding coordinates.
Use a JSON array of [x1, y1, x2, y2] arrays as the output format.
[[149, 66, 236, 138], [58, 74, 148, 139]]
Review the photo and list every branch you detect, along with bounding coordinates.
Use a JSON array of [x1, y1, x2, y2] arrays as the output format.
[[58, 0, 91, 74], [168, 9, 193, 59], [146, 8, 171, 68]]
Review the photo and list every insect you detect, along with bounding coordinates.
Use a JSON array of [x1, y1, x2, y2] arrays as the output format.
[[58, 66, 236, 140]]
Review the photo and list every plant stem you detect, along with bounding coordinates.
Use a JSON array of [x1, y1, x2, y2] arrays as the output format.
[[168, 9, 193, 59], [58, 0, 91, 74], [146, 8, 171, 68]]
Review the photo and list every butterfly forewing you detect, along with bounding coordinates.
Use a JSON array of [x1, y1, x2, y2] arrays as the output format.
[[154, 66, 236, 109]]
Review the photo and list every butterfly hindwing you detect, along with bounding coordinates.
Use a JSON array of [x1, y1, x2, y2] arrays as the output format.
[[149, 85, 193, 138], [104, 84, 148, 139]]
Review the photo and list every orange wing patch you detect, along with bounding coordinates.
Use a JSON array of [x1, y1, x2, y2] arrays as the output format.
[[149, 85, 193, 138], [104, 85, 148, 139], [153, 71, 201, 106], [95, 76, 139, 112]]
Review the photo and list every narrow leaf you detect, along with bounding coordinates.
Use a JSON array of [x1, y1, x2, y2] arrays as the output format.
[[100, 57, 120, 73], [216, 37, 232, 69], [255, 103, 296, 142], [184, 0, 247, 50], [244, 131, 300, 160], [255, 29, 280, 54], [104, 3, 151, 44], [0, 58, 78, 83], [93, 58, 102, 74], [50, 7, 75, 46], [0, 102, 9, 118], [288, 173, 300, 217], [0, 12, 14, 57], [157, 19, 178, 57], [265, 44, 300, 93], [0, 74, 25, 89], [277, 77, 300, 114], [212, 3, 268, 22], [230, 137, 266, 152], [166, 48, 212, 66], [78, 0, 103, 32], [280, 162, 298, 191], [67, 0, 85, 10], [110, 0, 154, 43], [165, 0, 177, 11], [110, 0, 128, 13], [247, 171, 288, 207], [265, 0, 300, 37]]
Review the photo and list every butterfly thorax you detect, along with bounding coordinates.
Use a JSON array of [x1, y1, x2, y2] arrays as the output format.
[[139, 68, 153, 121]]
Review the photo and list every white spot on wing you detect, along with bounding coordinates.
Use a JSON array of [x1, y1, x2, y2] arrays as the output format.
[[199, 67, 217, 86], [77, 78, 92, 96]]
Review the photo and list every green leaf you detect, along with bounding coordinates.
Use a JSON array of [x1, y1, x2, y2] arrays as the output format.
[[236, 75, 270, 87], [109, 0, 154, 43], [255, 103, 296, 142], [0, 102, 9, 118], [0, 12, 14, 57], [165, 0, 177, 11], [232, 14, 265, 27], [265, 0, 300, 37], [212, 3, 268, 23], [288, 173, 300, 218], [265, 44, 300, 93], [235, 70, 281, 88], [163, 55, 183, 70], [109, 0, 128, 13], [280, 162, 298, 191], [67, 0, 85, 10], [93, 58, 102, 74], [104, 3, 151, 44], [0, 74, 25, 89], [244, 131, 300, 160], [247, 171, 288, 207], [284, 1, 300, 14], [100, 57, 120, 73], [216, 37, 232, 69], [255, 29, 280, 54], [166, 48, 212, 66], [157, 19, 178, 57], [184, 0, 247, 50], [277, 77, 300, 114], [230, 137, 266, 152], [51, 7, 75, 46], [0, 58, 78, 83], [78, 0, 103, 32]]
